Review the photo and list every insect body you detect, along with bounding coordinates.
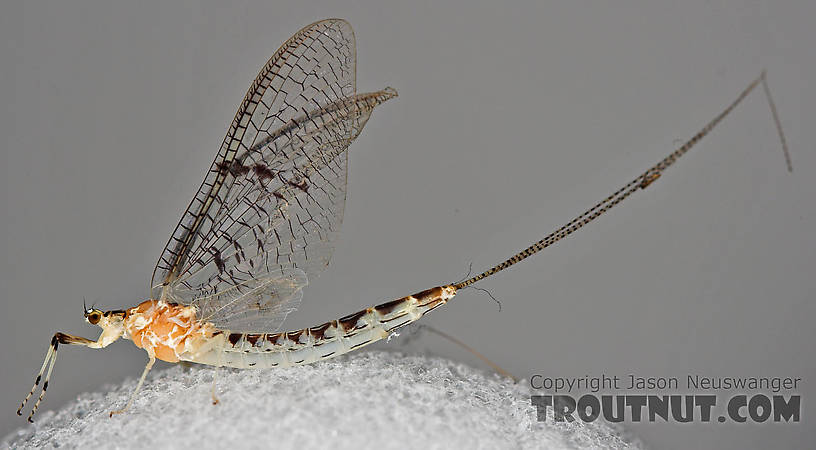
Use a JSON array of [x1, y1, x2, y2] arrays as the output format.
[[17, 18, 789, 421]]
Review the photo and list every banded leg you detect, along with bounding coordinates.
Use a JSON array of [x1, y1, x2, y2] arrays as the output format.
[[109, 356, 155, 417], [18, 333, 95, 422]]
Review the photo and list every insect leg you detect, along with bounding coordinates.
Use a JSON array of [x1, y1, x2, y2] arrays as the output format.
[[17, 338, 55, 421], [17, 333, 98, 422], [414, 324, 518, 382], [210, 342, 227, 406], [210, 368, 220, 405], [26, 340, 60, 422], [109, 356, 155, 417]]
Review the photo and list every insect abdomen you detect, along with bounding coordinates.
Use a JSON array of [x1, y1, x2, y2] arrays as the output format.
[[191, 285, 457, 369]]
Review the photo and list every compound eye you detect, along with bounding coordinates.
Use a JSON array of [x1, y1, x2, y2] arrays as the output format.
[[87, 311, 101, 325]]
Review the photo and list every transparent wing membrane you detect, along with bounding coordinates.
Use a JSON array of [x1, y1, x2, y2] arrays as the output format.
[[184, 269, 309, 332], [151, 18, 396, 331]]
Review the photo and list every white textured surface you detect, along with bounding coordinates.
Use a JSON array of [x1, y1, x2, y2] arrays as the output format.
[[4, 352, 643, 450]]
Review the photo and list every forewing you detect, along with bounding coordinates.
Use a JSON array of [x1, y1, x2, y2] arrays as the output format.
[[173, 91, 395, 332], [152, 18, 397, 332], [151, 18, 356, 299]]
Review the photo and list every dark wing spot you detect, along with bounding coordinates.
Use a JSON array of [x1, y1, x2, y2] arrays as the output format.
[[253, 163, 276, 180], [216, 160, 251, 177], [215, 161, 230, 174], [210, 247, 226, 274], [288, 178, 309, 193]]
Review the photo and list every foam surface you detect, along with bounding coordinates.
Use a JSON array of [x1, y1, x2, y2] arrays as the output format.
[[4, 351, 644, 449]]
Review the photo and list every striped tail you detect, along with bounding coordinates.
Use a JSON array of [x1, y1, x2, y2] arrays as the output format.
[[453, 72, 789, 290]]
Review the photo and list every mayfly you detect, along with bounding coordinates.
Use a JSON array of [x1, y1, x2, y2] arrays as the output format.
[[18, 18, 790, 422]]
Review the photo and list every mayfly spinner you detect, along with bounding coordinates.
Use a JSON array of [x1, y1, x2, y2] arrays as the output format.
[[18, 18, 789, 421]]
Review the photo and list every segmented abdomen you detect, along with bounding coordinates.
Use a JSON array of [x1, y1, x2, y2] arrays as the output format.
[[187, 285, 457, 369]]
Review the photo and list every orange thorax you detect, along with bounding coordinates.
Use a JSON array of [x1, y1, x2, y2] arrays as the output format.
[[125, 300, 211, 362]]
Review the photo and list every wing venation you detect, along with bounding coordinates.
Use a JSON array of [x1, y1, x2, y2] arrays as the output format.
[[150, 18, 396, 332]]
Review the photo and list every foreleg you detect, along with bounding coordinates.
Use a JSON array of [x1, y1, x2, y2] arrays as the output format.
[[18, 333, 102, 422]]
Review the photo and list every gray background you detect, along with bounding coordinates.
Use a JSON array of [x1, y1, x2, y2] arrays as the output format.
[[1, 1, 813, 449]]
